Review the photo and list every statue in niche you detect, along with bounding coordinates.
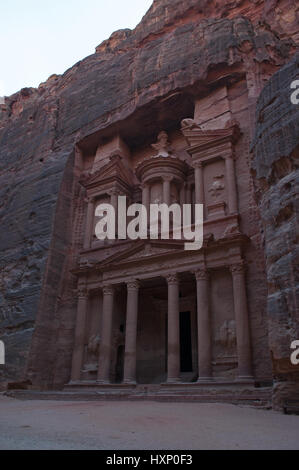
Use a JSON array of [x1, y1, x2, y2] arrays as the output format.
[[208, 175, 225, 200], [84, 335, 100, 374], [87, 334, 100, 356], [217, 320, 237, 350], [151, 131, 172, 157], [84, 334, 100, 372]]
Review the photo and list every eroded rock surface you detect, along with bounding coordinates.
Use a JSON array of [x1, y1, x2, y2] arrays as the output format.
[[251, 52, 299, 410]]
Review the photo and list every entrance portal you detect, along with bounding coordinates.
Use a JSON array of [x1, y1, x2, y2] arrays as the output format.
[[180, 311, 193, 372]]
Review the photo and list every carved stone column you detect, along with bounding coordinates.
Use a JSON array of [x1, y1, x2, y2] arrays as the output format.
[[110, 189, 119, 228], [195, 269, 213, 381], [194, 162, 204, 206], [83, 197, 95, 250], [179, 184, 186, 208], [230, 262, 253, 379], [142, 183, 150, 217], [97, 285, 115, 383], [166, 273, 180, 383], [70, 286, 89, 382], [163, 176, 172, 206], [123, 280, 140, 384], [225, 155, 238, 214], [185, 184, 192, 205]]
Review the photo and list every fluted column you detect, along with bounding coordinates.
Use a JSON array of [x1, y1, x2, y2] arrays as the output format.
[[123, 280, 140, 384], [70, 286, 89, 382], [166, 273, 180, 383], [225, 156, 238, 214], [97, 285, 115, 383], [195, 269, 213, 381], [83, 197, 95, 249], [230, 262, 253, 380], [163, 176, 172, 206]]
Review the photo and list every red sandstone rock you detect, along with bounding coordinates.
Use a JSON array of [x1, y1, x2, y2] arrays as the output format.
[[0, 1, 297, 410]]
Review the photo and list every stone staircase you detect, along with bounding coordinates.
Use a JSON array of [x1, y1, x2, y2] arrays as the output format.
[[4, 381, 273, 408]]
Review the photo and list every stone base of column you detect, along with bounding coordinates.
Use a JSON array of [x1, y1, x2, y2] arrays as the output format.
[[96, 380, 111, 385], [236, 376, 254, 383], [167, 377, 181, 384], [123, 379, 137, 385], [197, 377, 214, 383]]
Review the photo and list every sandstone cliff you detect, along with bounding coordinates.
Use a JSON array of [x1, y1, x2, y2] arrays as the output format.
[[251, 52, 299, 410]]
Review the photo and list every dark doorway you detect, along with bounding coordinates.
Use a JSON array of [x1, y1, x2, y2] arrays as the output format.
[[115, 345, 125, 383], [180, 312, 193, 372]]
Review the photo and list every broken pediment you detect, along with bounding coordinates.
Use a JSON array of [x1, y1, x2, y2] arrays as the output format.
[[181, 119, 241, 154], [81, 154, 134, 191]]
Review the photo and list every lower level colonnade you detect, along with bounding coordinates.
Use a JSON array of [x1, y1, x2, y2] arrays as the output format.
[[70, 263, 253, 385]]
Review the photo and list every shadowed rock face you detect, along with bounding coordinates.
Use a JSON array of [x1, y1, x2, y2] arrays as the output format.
[[0, 0, 297, 392], [251, 53, 299, 410]]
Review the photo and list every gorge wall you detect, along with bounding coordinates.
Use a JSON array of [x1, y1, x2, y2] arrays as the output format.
[[251, 52, 299, 410], [0, 0, 298, 405]]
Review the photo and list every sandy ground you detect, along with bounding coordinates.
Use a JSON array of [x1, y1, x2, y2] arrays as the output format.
[[0, 395, 298, 450]]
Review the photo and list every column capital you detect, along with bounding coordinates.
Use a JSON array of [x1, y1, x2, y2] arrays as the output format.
[[102, 285, 115, 296], [230, 261, 246, 275], [162, 175, 173, 183], [108, 188, 120, 197], [84, 195, 96, 204], [224, 151, 236, 161], [127, 280, 140, 292], [194, 268, 209, 281], [165, 273, 179, 285], [77, 286, 88, 299], [194, 161, 204, 169]]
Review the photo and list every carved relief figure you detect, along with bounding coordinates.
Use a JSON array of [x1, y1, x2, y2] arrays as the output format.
[[208, 175, 225, 200], [218, 320, 237, 350], [84, 334, 100, 373], [151, 131, 172, 157]]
